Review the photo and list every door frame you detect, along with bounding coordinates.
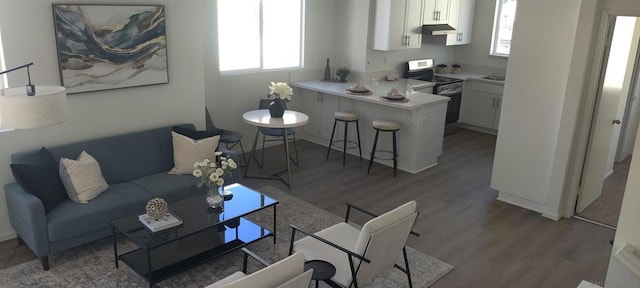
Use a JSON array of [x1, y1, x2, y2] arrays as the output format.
[[563, 10, 640, 217], [615, 36, 640, 163]]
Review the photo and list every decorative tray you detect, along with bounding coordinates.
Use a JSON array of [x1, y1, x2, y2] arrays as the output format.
[[345, 89, 373, 95], [380, 96, 409, 102]]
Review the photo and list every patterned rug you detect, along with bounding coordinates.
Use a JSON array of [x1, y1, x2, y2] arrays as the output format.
[[0, 186, 453, 287]]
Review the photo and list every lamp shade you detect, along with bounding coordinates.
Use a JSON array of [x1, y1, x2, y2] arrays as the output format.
[[0, 85, 68, 129]]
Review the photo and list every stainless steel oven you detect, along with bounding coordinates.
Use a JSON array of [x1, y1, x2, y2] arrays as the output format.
[[406, 59, 463, 135]]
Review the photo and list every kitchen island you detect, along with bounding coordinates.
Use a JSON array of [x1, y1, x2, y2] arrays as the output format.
[[292, 80, 449, 174]]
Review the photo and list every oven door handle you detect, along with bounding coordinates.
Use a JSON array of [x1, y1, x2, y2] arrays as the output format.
[[437, 90, 462, 96]]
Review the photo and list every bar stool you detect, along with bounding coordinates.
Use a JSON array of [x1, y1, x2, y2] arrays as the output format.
[[367, 119, 400, 177], [326, 111, 362, 165]]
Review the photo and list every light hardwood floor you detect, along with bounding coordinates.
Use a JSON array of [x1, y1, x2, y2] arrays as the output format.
[[0, 129, 614, 287]]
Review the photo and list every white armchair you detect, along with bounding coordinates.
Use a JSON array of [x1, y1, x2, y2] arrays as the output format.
[[289, 201, 419, 288], [205, 248, 313, 288]]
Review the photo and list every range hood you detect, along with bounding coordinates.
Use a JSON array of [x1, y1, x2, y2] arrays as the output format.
[[422, 24, 457, 36]]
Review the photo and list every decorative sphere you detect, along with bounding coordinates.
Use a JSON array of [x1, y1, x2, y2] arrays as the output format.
[[146, 198, 168, 220]]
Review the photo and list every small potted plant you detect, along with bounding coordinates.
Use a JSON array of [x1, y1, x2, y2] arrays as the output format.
[[436, 64, 448, 74], [336, 67, 350, 82], [451, 64, 461, 74]]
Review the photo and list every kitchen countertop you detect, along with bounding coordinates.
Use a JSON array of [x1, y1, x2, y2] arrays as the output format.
[[292, 79, 448, 110], [436, 72, 506, 85]]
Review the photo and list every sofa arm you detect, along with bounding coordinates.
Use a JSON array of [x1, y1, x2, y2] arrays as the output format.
[[4, 182, 49, 257], [219, 148, 240, 184]]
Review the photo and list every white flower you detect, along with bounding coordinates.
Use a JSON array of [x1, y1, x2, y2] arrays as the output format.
[[228, 159, 237, 169], [216, 178, 225, 186], [209, 173, 219, 182], [203, 159, 210, 164], [268, 82, 293, 101], [215, 151, 223, 156], [192, 169, 203, 177], [215, 168, 224, 176], [210, 163, 217, 168]]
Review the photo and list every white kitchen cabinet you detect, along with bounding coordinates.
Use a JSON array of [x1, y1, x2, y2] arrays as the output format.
[[423, 0, 450, 24], [459, 80, 504, 134], [446, 0, 475, 45], [373, 0, 424, 51], [298, 89, 340, 140]]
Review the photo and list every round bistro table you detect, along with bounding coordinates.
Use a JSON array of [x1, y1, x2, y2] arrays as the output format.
[[242, 109, 309, 187]]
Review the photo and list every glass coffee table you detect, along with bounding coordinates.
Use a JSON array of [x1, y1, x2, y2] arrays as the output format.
[[110, 183, 278, 287]]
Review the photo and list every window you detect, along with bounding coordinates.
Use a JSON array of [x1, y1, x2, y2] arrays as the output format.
[[490, 0, 517, 57], [217, 0, 303, 73], [0, 27, 6, 89]]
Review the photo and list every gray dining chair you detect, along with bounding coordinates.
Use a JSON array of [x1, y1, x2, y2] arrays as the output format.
[[206, 107, 248, 166], [256, 99, 300, 168]]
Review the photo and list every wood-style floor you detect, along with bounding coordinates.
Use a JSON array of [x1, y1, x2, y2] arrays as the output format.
[[0, 129, 614, 287]]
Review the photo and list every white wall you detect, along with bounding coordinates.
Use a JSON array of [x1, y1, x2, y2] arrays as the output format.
[[601, 1, 640, 286], [491, 0, 597, 219], [204, 0, 338, 149], [0, 0, 206, 240], [453, 0, 508, 75], [609, 18, 640, 169]]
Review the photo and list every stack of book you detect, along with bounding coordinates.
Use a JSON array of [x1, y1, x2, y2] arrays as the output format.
[[138, 212, 183, 232]]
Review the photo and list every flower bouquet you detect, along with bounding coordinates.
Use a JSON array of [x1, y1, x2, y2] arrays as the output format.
[[267, 82, 293, 118], [193, 152, 238, 208]]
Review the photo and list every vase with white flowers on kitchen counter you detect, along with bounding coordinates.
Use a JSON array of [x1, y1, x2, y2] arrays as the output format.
[[267, 82, 293, 118]]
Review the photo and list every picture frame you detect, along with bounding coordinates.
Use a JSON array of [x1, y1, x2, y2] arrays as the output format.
[[52, 4, 169, 94]]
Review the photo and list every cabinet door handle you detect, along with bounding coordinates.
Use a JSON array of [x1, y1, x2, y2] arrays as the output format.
[[492, 98, 496, 107], [496, 98, 500, 108], [436, 11, 440, 21], [433, 11, 437, 21], [407, 35, 410, 46]]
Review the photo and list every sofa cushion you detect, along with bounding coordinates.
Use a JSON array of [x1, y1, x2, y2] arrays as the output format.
[[130, 172, 200, 203], [43, 124, 195, 184], [47, 182, 152, 242], [9, 147, 68, 213], [169, 132, 220, 175], [173, 126, 222, 140], [59, 151, 109, 203]]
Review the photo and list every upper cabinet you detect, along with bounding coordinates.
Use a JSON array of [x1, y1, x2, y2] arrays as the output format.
[[423, 0, 450, 24], [423, 0, 475, 46], [373, 0, 424, 51], [446, 0, 475, 45]]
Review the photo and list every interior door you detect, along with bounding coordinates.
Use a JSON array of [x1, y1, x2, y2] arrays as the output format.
[[578, 17, 637, 212]]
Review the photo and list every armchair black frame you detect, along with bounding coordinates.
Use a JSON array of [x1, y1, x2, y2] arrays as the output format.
[[288, 203, 420, 288]]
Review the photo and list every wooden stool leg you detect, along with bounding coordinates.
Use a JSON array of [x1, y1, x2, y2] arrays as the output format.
[[342, 120, 348, 165], [327, 119, 337, 159], [356, 121, 362, 161], [368, 129, 380, 174], [393, 130, 398, 177]]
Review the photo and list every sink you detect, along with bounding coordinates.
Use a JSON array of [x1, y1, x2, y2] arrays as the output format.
[[482, 75, 506, 81]]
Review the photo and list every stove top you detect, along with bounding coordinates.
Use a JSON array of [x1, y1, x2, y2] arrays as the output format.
[[412, 75, 462, 85]]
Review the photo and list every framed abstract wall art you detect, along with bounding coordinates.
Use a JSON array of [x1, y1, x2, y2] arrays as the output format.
[[52, 4, 169, 94]]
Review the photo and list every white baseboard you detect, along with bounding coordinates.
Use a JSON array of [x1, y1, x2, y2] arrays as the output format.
[[578, 280, 602, 288], [0, 231, 17, 242], [497, 192, 561, 220]]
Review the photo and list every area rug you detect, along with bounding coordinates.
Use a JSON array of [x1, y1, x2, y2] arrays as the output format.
[[0, 186, 453, 288]]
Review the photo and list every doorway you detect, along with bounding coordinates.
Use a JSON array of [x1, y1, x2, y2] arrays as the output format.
[[575, 16, 640, 228]]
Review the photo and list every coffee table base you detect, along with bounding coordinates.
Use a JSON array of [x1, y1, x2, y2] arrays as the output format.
[[114, 218, 272, 287]]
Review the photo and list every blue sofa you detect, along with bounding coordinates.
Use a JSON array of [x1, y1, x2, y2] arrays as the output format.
[[4, 124, 239, 270]]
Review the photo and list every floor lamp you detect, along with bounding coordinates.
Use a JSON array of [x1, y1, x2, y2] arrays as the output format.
[[0, 63, 68, 129]]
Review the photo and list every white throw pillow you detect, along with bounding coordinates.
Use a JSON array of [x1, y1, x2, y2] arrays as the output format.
[[169, 131, 220, 175], [59, 151, 109, 204]]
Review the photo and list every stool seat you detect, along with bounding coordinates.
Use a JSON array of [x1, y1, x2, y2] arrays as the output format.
[[327, 112, 362, 165], [369, 119, 399, 177], [373, 119, 400, 131], [335, 111, 359, 121]]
